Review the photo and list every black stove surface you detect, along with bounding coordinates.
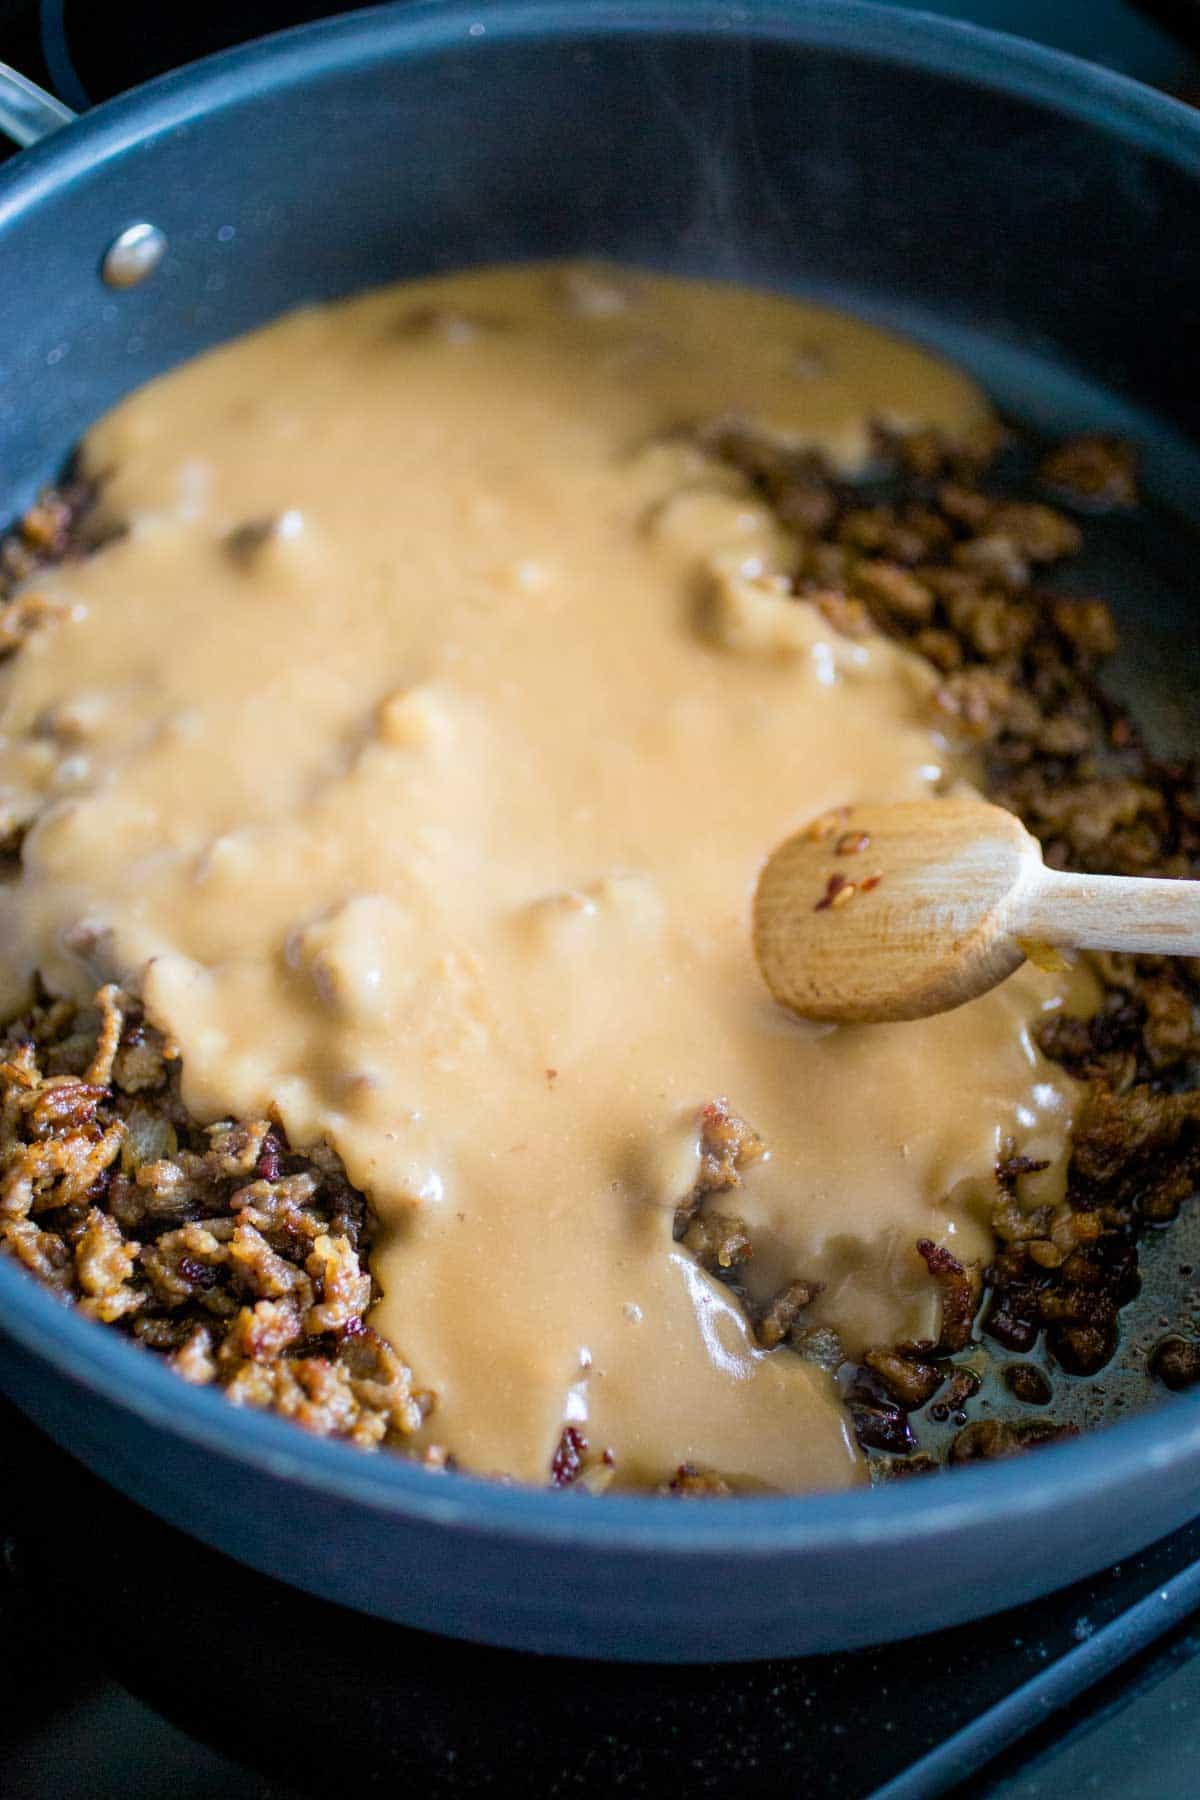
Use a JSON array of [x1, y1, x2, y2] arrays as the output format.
[[2, 1392, 1200, 1800]]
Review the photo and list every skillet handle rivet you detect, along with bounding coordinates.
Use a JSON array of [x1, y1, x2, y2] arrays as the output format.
[[101, 222, 167, 289]]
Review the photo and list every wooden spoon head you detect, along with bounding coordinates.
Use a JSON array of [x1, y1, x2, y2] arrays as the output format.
[[753, 796, 1041, 1023]]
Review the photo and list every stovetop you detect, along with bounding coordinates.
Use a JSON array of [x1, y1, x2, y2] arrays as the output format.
[[2, 1390, 1200, 1800], [3, 4, 1200, 1796]]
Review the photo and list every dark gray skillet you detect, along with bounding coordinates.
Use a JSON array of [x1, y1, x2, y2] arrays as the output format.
[[0, 0, 1198, 1663]]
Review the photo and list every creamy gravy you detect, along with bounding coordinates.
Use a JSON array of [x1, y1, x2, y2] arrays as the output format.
[[0, 264, 1091, 1489]]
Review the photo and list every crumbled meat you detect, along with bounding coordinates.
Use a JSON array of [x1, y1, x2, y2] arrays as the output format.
[[926, 1364, 982, 1421], [811, 588, 872, 639], [85, 984, 125, 1087], [1, 1215, 73, 1291], [863, 1349, 943, 1409], [218, 1297, 305, 1366], [693, 425, 838, 537], [996, 1153, 1052, 1191], [982, 1282, 1043, 1355], [0, 589, 67, 656], [110, 1031, 169, 1095], [933, 668, 1013, 741], [874, 1452, 940, 1480], [851, 559, 933, 625], [1004, 778, 1167, 876], [847, 1387, 917, 1457], [755, 1277, 822, 1350], [987, 500, 1082, 563], [0, 473, 107, 607], [673, 1099, 763, 1242], [787, 1325, 845, 1372], [912, 626, 964, 672], [1070, 1084, 1200, 1217], [1052, 596, 1119, 661], [682, 1210, 753, 1273], [304, 1232, 373, 1334], [223, 1356, 389, 1449], [1150, 1336, 1200, 1391], [1039, 435, 1138, 509], [1138, 975, 1200, 1072], [0, 985, 426, 1454], [74, 1208, 142, 1323], [916, 1239, 982, 1354], [205, 1118, 273, 1179], [1003, 1363, 1053, 1406], [948, 1418, 1078, 1463], [694, 1100, 763, 1194], [169, 1321, 217, 1385]]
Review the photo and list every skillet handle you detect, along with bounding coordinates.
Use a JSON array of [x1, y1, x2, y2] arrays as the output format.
[[0, 59, 74, 149]]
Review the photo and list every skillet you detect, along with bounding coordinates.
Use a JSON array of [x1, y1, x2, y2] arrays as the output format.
[[0, 0, 1198, 1661]]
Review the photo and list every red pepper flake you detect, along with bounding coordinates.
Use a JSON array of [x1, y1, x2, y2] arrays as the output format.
[[859, 871, 883, 893], [804, 805, 851, 842], [815, 872, 850, 911], [551, 1425, 587, 1488], [255, 1129, 285, 1182], [835, 830, 871, 855], [546, 1068, 558, 1085]]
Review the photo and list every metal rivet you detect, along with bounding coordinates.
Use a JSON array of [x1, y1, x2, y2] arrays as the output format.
[[101, 222, 167, 290]]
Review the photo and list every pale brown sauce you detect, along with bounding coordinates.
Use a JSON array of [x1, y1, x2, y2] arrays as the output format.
[[0, 264, 1092, 1489]]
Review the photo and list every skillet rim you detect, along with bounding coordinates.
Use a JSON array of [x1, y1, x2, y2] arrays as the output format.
[[0, 0, 1197, 1562]]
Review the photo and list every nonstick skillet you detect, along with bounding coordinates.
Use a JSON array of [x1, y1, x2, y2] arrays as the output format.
[[0, 0, 1198, 1661]]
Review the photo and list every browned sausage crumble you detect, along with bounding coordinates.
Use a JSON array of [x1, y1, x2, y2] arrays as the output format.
[[1, 418, 1197, 1491], [0, 980, 434, 1454]]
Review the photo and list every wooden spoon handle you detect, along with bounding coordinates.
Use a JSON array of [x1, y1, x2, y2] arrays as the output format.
[[1016, 867, 1200, 956]]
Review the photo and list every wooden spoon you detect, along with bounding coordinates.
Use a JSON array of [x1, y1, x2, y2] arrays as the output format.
[[753, 794, 1200, 1024]]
